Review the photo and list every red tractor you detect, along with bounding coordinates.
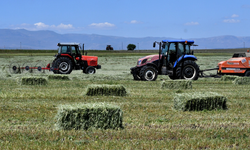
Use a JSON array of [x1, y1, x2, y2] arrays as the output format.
[[50, 43, 101, 74], [8, 43, 101, 75], [106, 45, 113, 50]]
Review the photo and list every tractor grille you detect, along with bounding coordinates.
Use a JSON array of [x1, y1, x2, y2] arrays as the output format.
[[90, 60, 97, 66], [142, 59, 147, 64]]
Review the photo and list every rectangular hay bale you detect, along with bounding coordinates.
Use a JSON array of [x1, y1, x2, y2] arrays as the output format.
[[19, 76, 48, 85], [174, 92, 227, 111], [220, 75, 238, 81], [85, 84, 127, 96], [161, 80, 192, 89], [233, 77, 250, 85], [55, 103, 123, 130], [48, 75, 70, 80]]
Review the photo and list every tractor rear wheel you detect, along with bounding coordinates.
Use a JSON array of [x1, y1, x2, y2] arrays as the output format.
[[176, 60, 199, 80], [53, 57, 73, 74], [140, 66, 158, 81]]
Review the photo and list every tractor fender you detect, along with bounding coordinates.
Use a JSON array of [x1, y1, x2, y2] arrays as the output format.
[[56, 54, 75, 66], [145, 63, 159, 71], [59, 54, 74, 60], [130, 63, 158, 74], [173, 55, 197, 68]]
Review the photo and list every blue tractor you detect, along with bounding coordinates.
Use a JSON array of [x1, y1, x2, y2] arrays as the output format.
[[130, 40, 199, 81]]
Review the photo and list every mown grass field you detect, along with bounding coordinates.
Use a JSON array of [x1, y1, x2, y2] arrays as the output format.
[[0, 51, 249, 149]]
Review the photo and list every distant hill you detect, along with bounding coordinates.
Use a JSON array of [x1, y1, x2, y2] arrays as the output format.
[[0, 29, 249, 50]]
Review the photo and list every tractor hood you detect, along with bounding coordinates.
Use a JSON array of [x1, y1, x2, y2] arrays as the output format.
[[137, 54, 161, 67], [81, 55, 98, 66]]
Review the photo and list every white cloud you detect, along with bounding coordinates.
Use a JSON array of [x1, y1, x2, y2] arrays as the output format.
[[231, 14, 239, 18], [130, 20, 141, 24], [34, 22, 49, 28], [89, 22, 115, 28], [57, 23, 73, 29], [12, 22, 74, 30], [223, 19, 240, 23], [10, 22, 77, 33], [184, 22, 199, 26], [124, 20, 142, 24], [34, 22, 73, 29]]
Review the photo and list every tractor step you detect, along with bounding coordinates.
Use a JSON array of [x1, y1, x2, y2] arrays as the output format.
[[161, 67, 173, 75]]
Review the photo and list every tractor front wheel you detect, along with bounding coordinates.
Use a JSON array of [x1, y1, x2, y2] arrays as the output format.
[[53, 57, 73, 74], [140, 66, 158, 81], [85, 67, 96, 74]]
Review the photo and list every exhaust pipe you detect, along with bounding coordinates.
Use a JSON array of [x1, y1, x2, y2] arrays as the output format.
[[82, 43, 84, 55]]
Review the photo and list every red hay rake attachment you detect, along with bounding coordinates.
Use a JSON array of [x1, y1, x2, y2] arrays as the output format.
[[8, 61, 58, 74]]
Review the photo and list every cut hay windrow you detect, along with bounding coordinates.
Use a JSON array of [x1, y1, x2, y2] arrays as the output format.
[[174, 92, 227, 111], [19, 76, 48, 85], [161, 80, 192, 89], [233, 76, 250, 85], [55, 103, 123, 130], [85, 84, 127, 96], [48, 75, 70, 80], [220, 75, 238, 81]]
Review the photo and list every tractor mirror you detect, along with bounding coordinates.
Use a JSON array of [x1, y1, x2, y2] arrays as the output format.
[[153, 42, 156, 48], [85, 52, 88, 55], [191, 51, 194, 55]]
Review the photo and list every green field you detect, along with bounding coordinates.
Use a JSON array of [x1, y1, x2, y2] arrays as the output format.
[[0, 51, 249, 149]]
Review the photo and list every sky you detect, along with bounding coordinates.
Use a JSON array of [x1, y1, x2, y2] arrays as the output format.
[[1, 0, 250, 39]]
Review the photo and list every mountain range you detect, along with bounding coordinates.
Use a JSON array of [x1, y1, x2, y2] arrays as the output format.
[[0, 29, 249, 50]]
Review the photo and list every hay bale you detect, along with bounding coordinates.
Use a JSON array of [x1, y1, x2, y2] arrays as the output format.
[[174, 92, 227, 111], [220, 75, 238, 81], [233, 77, 250, 85], [55, 103, 123, 130], [85, 84, 127, 96], [161, 80, 192, 89], [48, 75, 70, 80], [19, 76, 48, 85]]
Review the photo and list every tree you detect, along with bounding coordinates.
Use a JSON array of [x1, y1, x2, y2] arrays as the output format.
[[127, 44, 136, 51]]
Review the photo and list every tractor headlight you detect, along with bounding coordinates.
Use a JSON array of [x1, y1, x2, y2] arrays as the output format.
[[138, 60, 142, 65]]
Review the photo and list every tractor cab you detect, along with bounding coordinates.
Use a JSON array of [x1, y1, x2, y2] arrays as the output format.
[[160, 40, 195, 69], [56, 43, 82, 64], [57, 43, 81, 55]]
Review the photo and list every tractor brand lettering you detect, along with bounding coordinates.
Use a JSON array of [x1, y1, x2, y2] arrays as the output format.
[[228, 62, 239, 65], [241, 59, 246, 63], [226, 68, 240, 70]]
